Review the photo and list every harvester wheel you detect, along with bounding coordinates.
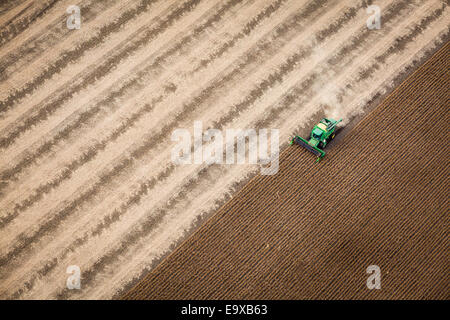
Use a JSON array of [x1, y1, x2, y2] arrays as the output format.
[[318, 141, 325, 149]]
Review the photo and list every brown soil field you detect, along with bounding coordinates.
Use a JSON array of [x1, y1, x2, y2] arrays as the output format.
[[0, 0, 449, 299], [123, 42, 450, 300]]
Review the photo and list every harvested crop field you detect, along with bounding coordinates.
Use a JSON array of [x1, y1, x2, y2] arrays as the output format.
[[0, 0, 449, 299], [123, 42, 450, 300]]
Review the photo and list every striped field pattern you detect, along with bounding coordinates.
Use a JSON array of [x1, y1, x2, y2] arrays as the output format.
[[123, 42, 449, 299], [0, 0, 449, 299]]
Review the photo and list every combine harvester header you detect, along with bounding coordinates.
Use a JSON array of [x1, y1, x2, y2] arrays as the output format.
[[290, 118, 342, 162]]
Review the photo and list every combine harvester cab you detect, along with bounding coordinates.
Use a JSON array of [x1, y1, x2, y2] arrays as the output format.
[[290, 118, 342, 162]]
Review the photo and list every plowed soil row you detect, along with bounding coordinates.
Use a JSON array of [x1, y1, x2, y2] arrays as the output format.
[[123, 41, 450, 300]]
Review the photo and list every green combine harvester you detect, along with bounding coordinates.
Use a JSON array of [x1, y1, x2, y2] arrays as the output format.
[[290, 118, 342, 162]]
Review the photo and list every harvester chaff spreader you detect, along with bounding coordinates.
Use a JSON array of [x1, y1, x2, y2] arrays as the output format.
[[290, 118, 342, 162]]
